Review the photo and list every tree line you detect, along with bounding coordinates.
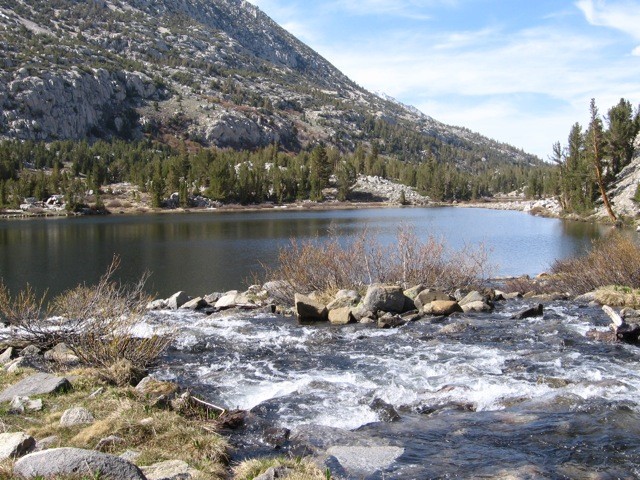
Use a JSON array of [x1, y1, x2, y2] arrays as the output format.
[[0, 137, 560, 211], [551, 98, 640, 218]]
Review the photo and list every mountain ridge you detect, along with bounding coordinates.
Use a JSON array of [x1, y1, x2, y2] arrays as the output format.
[[0, 0, 541, 171]]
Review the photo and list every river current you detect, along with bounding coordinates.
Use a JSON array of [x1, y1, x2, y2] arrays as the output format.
[[143, 297, 640, 479]]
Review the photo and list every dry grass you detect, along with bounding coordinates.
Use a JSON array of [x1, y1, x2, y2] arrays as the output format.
[[233, 457, 328, 480], [0, 368, 228, 478], [261, 226, 491, 302], [548, 232, 640, 295], [0, 257, 173, 385]]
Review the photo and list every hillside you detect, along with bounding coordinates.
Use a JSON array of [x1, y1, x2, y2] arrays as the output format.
[[0, 0, 541, 172]]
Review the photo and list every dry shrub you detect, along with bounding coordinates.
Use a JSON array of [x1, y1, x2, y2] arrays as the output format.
[[503, 275, 551, 295], [261, 226, 491, 301], [549, 232, 640, 295], [0, 257, 172, 385]]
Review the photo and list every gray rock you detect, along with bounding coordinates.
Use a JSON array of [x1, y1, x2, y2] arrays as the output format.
[[414, 290, 452, 311], [60, 407, 95, 427], [377, 314, 406, 329], [203, 292, 223, 305], [0, 347, 14, 365], [294, 293, 328, 322], [141, 459, 200, 480], [43, 343, 79, 365], [459, 291, 485, 307], [180, 297, 208, 310], [9, 396, 43, 414], [4, 357, 25, 372], [0, 432, 35, 460], [254, 465, 291, 480], [34, 436, 59, 451], [362, 284, 406, 314], [120, 449, 142, 462], [166, 291, 191, 310], [325, 446, 405, 476], [503, 292, 523, 300], [511, 304, 544, 319], [214, 291, 240, 309], [328, 307, 354, 325], [0, 373, 71, 402], [95, 435, 125, 453], [147, 299, 168, 310], [327, 290, 360, 310], [20, 345, 41, 357], [403, 284, 426, 300], [13, 448, 146, 479]]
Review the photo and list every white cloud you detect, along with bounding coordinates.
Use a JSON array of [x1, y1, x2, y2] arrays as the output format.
[[576, 0, 640, 40]]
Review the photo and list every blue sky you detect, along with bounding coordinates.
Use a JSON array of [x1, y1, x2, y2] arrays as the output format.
[[246, 0, 640, 159]]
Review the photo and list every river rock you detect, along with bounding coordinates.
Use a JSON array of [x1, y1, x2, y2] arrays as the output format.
[[20, 345, 41, 357], [511, 304, 544, 319], [327, 290, 360, 310], [146, 299, 168, 310], [141, 459, 200, 480], [180, 297, 208, 310], [369, 398, 400, 422], [214, 291, 240, 309], [60, 407, 95, 427], [0, 432, 35, 460], [458, 291, 485, 307], [13, 448, 146, 479], [294, 293, 328, 322], [363, 284, 406, 313], [328, 307, 355, 325], [414, 290, 452, 311], [377, 314, 406, 329], [461, 301, 493, 313], [166, 291, 191, 310], [423, 300, 463, 316], [0, 373, 71, 402], [325, 446, 405, 477]]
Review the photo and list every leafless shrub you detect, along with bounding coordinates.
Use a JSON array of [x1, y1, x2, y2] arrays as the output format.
[[548, 232, 640, 295], [261, 226, 492, 301], [503, 275, 551, 295], [0, 257, 172, 385]]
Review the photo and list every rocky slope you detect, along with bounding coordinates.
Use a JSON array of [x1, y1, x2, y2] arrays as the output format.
[[0, 0, 540, 171], [597, 134, 640, 219]]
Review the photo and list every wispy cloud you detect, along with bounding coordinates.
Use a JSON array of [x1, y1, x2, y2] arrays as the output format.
[[576, 0, 640, 51]]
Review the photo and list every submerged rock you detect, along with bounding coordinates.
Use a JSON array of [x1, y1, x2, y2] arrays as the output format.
[[511, 304, 544, 319]]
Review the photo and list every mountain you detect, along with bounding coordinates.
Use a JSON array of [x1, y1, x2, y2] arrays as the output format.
[[0, 0, 541, 170]]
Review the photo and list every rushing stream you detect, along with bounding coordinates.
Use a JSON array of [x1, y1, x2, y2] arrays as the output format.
[[145, 298, 640, 479]]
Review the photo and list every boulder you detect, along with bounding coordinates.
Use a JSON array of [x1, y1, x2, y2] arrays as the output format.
[[0, 347, 14, 366], [511, 304, 544, 319], [0, 373, 71, 403], [423, 300, 463, 316], [377, 314, 406, 329], [135, 376, 179, 397], [325, 446, 405, 477], [327, 290, 360, 310], [0, 432, 35, 460], [403, 284, 426, 300], [461, 301, 493, 313], [180, 297, 208, 310], [362, 284, 406, 314], [43, 343, 79, 365], [20, 345, 41, 357], [146, 299, 168, 310], [13, 448, 146, 479], [59, 407, 95, 427], [294, 293, 327, 322], [458, 291, 485, 307], [95, 435, 125, 453], [414, 290, 452, 311], [141, 459, 200, 480], [166, 291, 191, 310], [9, 396, 43, 414], [214, 291, 240, 309], [328, 307, 355, 325], [254, 466, 291, 480], [35, 436, 59, 451]]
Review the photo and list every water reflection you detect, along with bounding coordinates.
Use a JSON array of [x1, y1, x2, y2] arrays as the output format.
[[0, 208, 609, 298]]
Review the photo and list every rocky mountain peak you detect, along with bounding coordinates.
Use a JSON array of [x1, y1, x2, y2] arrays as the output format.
[[0, 0, 540, 170]]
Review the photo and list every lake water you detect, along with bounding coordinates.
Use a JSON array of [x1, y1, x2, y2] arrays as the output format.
[[0, 206, 608, 298]]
